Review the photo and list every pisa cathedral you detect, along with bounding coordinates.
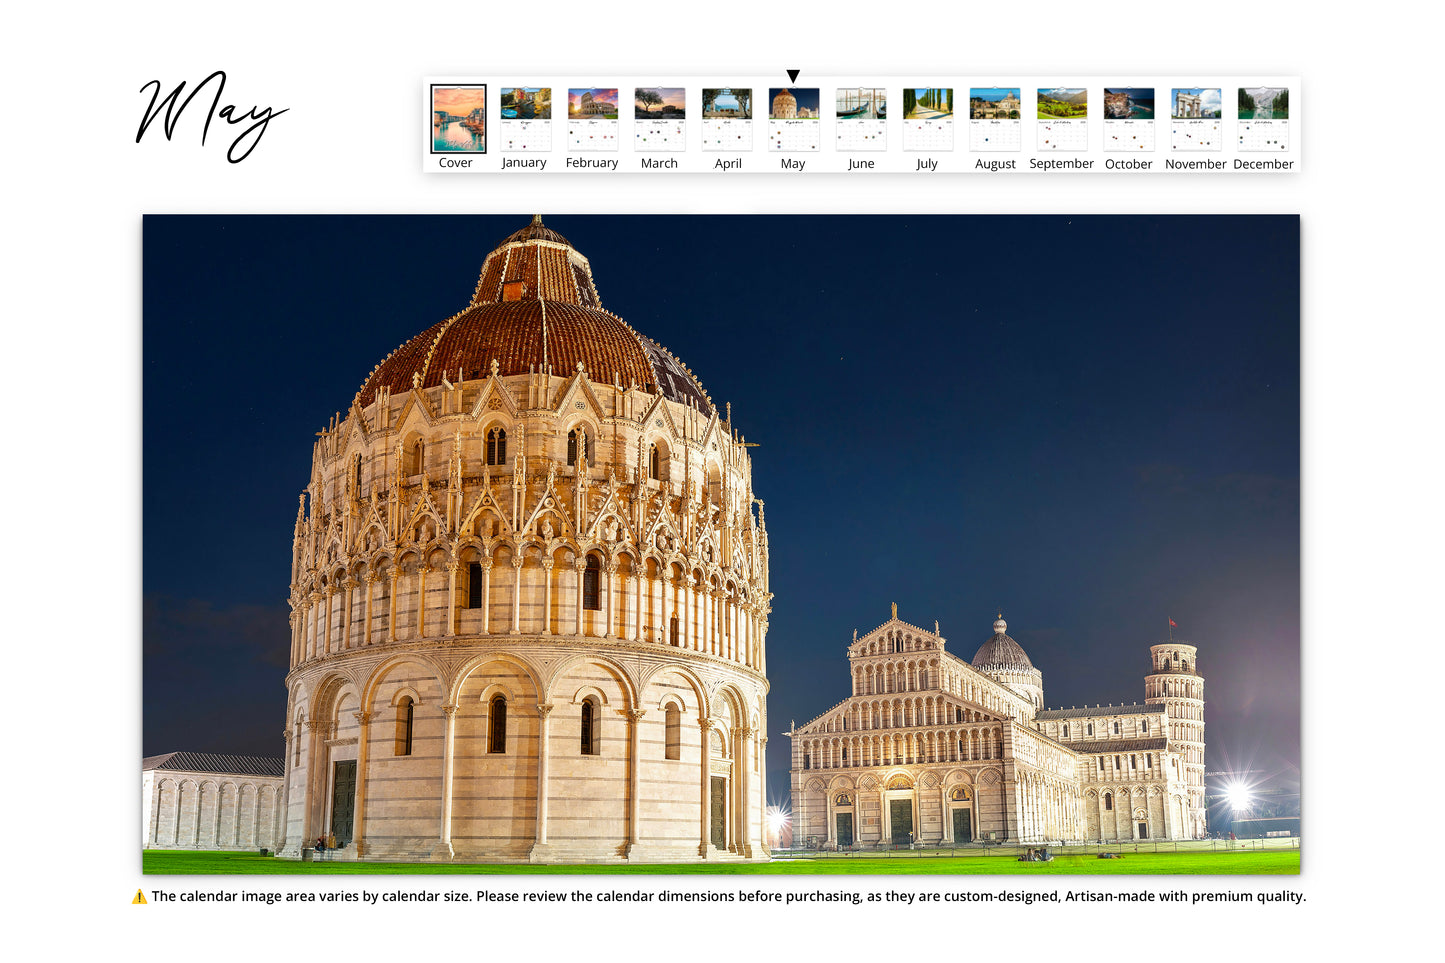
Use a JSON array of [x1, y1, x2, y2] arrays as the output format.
[[788, 609, 1205, 847], [280, 217, 770, 862]]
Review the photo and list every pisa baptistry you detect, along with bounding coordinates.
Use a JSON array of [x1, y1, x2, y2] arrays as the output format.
[[279, 217, 771, 862]]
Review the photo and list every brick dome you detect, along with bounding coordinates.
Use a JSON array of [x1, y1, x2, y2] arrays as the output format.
[[355, 216, 712, 413]]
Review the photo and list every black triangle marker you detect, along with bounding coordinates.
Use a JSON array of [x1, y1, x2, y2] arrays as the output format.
[[786, 69, 800, 84]]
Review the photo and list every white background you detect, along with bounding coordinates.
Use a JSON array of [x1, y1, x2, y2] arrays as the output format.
[[6, 1, 1435, 954]]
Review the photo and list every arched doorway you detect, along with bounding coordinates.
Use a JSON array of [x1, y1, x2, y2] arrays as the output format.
[[883, 775, 916, 846], [949, 786, 974, 843]]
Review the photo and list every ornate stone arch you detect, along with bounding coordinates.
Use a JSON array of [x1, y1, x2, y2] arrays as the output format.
[[568, 683, 610, 707], [389, 685, 424, 708], [449, 651, 544, 705], [639, 662, 710, 718], [543, 652, 639, 711], [311, 671, 364, 725], [359, 653, 450, 709], [561, 413, 603, 465], [476, 681, 518, 704]]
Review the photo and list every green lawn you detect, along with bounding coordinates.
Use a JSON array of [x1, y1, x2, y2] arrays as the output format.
[[144, 848, 1298, 876]]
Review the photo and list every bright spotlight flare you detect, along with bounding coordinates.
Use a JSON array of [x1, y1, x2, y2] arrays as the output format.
[[1224, 782, 1253, 812]]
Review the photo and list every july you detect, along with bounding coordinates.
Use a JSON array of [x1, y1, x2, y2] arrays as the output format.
[[137, 71, 288, 163]]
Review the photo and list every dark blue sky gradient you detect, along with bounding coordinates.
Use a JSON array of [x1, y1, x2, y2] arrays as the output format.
[[143, 215, 1299, 800]]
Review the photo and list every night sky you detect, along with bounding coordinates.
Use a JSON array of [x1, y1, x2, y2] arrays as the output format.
[[143, 215, 1299, 808]]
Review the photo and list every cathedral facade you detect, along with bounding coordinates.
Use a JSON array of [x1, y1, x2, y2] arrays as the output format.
[[280, 218, 770, 862], [788, 610, 1204, 847]]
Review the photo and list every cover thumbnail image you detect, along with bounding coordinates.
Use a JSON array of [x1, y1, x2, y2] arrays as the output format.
[[1037, 87, 1088, 151], [499, 87, 551, 153], [1171, 87, 1221, 152], [969, 87, 1022, 151], [431, 84, 487, 154], [836, 87, 886, 151], [1238, 87, 1289, 151], [903, 88, 954, 152], [769, 87, 821, 152], [702, 87, 754, 151], [635, 87, 686, 151], [1103, 87, 1154, 152], [568, 87, 620, 151]]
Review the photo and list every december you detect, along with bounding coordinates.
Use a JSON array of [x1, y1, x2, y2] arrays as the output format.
[[1233, 158, 1294, 170], [383, 891, 440, 902], [1029, 158, 1094, 170]]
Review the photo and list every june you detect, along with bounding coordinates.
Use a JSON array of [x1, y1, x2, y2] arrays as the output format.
[[137, 71, 288, 163]]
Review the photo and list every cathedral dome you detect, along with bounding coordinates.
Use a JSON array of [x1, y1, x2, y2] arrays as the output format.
[[355, 216, 713, 413], [971, 616, 1035, 672]]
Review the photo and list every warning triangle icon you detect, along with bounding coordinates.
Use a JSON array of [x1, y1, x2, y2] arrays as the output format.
[[133, 889, 148, 904]]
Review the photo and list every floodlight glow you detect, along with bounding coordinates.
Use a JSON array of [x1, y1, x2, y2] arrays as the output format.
[[1226, 785, 1252, 811]]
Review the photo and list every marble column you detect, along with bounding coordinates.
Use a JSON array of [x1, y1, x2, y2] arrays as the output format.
[[480, 558, 492, 635], [698, 717, 713, 855], [446, 561, 460, 636], [363, 573, 377, 646], [432, 704, 458, 859], [604, 560, 617, 638], [534, 704, 554, 847], [510, 554, 523, 634], [626, 708, 646, 856], [387, 570, 399, 643], [351, 710, 371, 855], [574, 560, 586, 637]]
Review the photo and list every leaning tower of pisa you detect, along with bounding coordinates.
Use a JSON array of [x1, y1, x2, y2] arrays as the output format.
[[1144, 641, 1205, 836]]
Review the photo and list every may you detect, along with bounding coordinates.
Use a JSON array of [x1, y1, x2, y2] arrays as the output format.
[[137, 71, 288, 163]]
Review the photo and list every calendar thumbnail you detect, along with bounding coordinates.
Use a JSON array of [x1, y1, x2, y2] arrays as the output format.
[[902, 88, 954, 152], [1237, 87, 1289, 152], [1037, 87, 1088, 151], [835, 87, 887, 151], [1170, 87, 1222, 151], [569, 87, 620, 151], [969, 88, 1022, 151], [1103, 87, 1154, 152], [702, 88, 753, 151], [769, 87, 820, 152], [431, 85, 487, 154], [635, 87, 686, 151], [499, 87, 551, 153]]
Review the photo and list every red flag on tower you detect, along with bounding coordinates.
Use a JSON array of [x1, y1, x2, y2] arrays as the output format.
[[1169, 618, 1177, 627]]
